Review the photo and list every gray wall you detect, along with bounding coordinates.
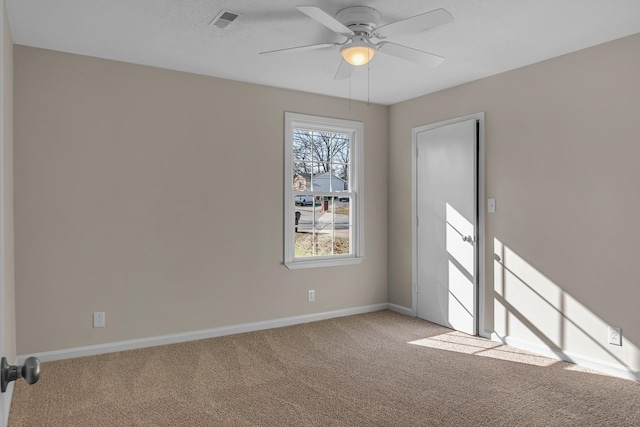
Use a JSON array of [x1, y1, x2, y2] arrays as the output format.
[[389, 33, 640, 373], [14, 46, 388, 354]]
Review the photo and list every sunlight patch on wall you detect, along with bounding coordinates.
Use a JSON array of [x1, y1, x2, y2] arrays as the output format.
[[493, 238, 562, 345], [493, 238, 639, 374]]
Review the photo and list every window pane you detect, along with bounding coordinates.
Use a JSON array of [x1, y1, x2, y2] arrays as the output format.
[[334, 226, 351, 255], [312, 132, 331, 174], [294, 206, 312, 257], [293, 130, 313, 161], [294, 206, 312, 232], [315, 201, 333, 235], [332, 134, 350, 164], [293, 162, 318, 191], [330, 163, 348, 190], [333, 198, 351, 255], [293, 166, 307, 191], [313, 233, 334, 256], [295, 232, 314, 257], [293, 161, 306, 174], [310, 172, 330, 192]]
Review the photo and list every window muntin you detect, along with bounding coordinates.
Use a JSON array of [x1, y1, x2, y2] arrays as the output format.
[[284, 113, 364, 269]]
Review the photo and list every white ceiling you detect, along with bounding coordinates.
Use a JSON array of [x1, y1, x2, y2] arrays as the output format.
[[6, 1, 640, 105]]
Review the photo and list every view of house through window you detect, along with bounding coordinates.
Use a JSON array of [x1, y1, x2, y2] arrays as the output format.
[[284, 113, 363, 268], [293, 129, 351, 257]]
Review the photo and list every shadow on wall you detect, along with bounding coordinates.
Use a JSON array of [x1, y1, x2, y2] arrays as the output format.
[[492, 238, 639, 381]]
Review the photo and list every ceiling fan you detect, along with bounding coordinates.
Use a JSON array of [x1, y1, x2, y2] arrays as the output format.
[[260, 5, 453, 79]]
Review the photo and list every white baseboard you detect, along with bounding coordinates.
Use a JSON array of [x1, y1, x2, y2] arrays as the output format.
[[25, 306, 636, 383], [387, 303, 414, 317], [491, 333, 640, 382], [18, 303, 389, 364]]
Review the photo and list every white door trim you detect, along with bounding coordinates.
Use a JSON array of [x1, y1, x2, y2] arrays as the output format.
[[0, 2, 10, 423], [411, 113, 488, 338]]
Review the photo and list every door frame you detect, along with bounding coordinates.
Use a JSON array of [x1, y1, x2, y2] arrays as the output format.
[[0, 2, 7, 423], [411, 112, 488, 338]]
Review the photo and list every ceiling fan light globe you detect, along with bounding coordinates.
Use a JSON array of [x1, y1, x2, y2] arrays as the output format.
[[340, 45, 376, 66]]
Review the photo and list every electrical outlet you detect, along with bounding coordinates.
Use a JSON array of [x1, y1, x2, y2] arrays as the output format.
[[93, 312, 106, 328], [608, 326, 622, 346], [307, 290, 315, 302]]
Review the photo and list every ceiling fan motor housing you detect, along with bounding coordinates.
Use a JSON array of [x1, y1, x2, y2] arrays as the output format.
[[336, 6, 381, 36]]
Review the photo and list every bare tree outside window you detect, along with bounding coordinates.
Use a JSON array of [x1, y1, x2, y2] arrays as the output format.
[[293, 130, 349, 191]]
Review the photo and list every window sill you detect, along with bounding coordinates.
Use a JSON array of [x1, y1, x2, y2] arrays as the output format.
[[285, 257, 364, 270]]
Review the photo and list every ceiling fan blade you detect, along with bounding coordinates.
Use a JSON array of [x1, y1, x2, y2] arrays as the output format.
[[374, 8, 453, 38], [334, 60, 353, 80], [377, 42, 445, 67], [260, 43, 337, 55], [296, 6, 354, 35]]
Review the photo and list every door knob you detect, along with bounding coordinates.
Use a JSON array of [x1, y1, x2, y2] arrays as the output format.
[[462, 235, 475, 243], [1, 356, 40, 392]]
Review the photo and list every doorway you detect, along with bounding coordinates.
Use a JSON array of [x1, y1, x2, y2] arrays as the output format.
[[412, 113, 485, 336]]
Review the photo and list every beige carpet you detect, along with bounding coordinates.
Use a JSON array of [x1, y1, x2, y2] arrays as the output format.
[[9, 311, 640, 426]]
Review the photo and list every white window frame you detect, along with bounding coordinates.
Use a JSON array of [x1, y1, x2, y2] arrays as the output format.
[[284, 112, 364, 269]]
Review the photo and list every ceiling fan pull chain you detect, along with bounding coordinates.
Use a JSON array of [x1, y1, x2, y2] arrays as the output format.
[[348, 74, 352, 115], [367, 52, 371, 106]]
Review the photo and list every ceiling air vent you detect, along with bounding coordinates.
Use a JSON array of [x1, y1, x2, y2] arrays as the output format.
[[209, 10, 240, 29]]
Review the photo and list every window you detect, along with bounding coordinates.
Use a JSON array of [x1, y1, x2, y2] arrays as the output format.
[[284, 113, 364, 269]]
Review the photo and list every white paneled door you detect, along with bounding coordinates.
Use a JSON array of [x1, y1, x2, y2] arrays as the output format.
[[415, 118, 478, 335]]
